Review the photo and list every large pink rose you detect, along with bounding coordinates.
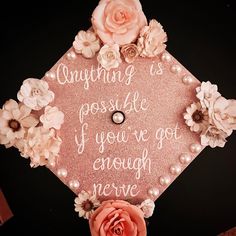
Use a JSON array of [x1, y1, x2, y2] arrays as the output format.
[[89, 200, 146, 236], [92, 0, 147, 46]]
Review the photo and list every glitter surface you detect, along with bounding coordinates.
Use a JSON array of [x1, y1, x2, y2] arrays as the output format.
[[43, 48, 204, 204]]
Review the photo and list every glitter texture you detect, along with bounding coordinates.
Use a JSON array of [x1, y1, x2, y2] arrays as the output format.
[[43, 48, 203, 204]]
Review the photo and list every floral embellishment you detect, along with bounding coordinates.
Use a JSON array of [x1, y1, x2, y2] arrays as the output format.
[[17, 78, 54, 111], [209, 96, 236, 136], [92, 0, 147, 46], [138, 19, 167, 58], [74, 190, 100, 220], [0, 99, 38, 147], [139, 199, 155, 218], [184, 102, 208, 133], [18, 127, 62, 168], [73, 30, 100, 59], [97, 44, 122, 71], [201, 125, 228, 148], [121, 43, 140, 63], [196, 81, 221, 109], [40, 106, 64, 130], [89, 200, 146, 236], [184, 81, 236, 148]]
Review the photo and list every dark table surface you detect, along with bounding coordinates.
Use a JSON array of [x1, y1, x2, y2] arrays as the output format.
[[0, 1, 235, 235]]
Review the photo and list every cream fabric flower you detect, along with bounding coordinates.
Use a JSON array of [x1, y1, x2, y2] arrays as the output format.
[[0, 99, 38, 147], [139, 199, 155, 218], [40, 106, 64, 130], [209, 96, 236, 136], [201, 125, 228, 148], [74, 190, 100, 220], [196, 81, 221, 109], [19, 127, 62, 168], [97, 44, 122, 71], [138, 19, 167, 57], [73, 30, 100, 59], [184, 102, 208, 133], [17, 78, 54, 111]]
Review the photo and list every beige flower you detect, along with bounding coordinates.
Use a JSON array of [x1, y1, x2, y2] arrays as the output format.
[[19, 127, 62, 168], [121, 43, 140, 63], [74, 190, 100, 219], [201, 125, 228, 148], [138, 19, 167, 58], [196, 81, 221, 109], [73, 30, 100, 59], [139, 199, 155, 218], [184, 102, 208, 133], [97, 44, 122, 71], [40, 106, 64, 130], [209, 96, 236, 136], [0, 99, 38, 147], [17, 78, 54, 111]]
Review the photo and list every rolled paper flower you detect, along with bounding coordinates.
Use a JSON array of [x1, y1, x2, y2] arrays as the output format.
[[89, 200, 146, 236]]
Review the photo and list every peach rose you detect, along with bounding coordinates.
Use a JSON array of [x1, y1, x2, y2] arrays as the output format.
[[121, 44, 140, 63], [92, 0, 147, 46], [89, 200, 146, 236]]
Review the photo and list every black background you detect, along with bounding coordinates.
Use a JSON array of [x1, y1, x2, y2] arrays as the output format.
[[0, 1, 236, 235]]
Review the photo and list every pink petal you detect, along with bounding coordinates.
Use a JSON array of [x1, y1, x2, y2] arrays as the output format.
[[21, 115, 39, 128]]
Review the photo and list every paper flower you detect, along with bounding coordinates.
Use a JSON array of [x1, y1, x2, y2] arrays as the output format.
[[97, 44, 122, 71], [18, 127, 62, 168], [0, 99, 38, 147], [184, 102, 208, 133], [201, 125, 228, 148], [209, 96, 236, 136], [73, 30, 100, 59], [196, 81, 221, 109], [40, 106, 64, 130], [17, 78, 54, 111], [74, 190, 100, 220], [89, 200, 146, 236], [139, 199, 155, 218], [121, 43, 140, 63], [92, 0, 147, 46], [138, 19, 167, 58]]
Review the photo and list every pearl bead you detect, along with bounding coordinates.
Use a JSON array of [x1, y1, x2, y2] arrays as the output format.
[[45, 71, 56, 80], [179, 153, 192, 164], [161, 52, 172, 62], [190, 143, 202, 153], [48, 161, 56, 168], [66, 51, 77, 60], [182, 75, 194, 85], [159, 176, 171, 186], [148, 187, 160, 197], [170, 164, 182, 175], [171, 65, 182, 74], [69, 180, 80, 190], [57, 168, 68, 178], [112, 111, 125, 124]]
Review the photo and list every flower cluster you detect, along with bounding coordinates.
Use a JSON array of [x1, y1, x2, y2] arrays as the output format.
[[0, 78, 64, 167], [72, 0, 167, 71], [74, 190, 155, 236], [184, 81, 236, 148]]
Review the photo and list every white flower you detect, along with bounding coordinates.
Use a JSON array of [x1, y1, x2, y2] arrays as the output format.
[[196, 81, 221, 109], [201, 125, 228, 148], [73, 30, 100, 59], [17, 78, 55, 111], [137, 19, 167, 58], [74, 190, 100, 219], [40, 106, 64, 130], [0, 99, 38, 147], [97, 44, 122, 71], [138, 199, 155, 218], [19, 127, 62, 168], [183, 102, 209, 133]]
